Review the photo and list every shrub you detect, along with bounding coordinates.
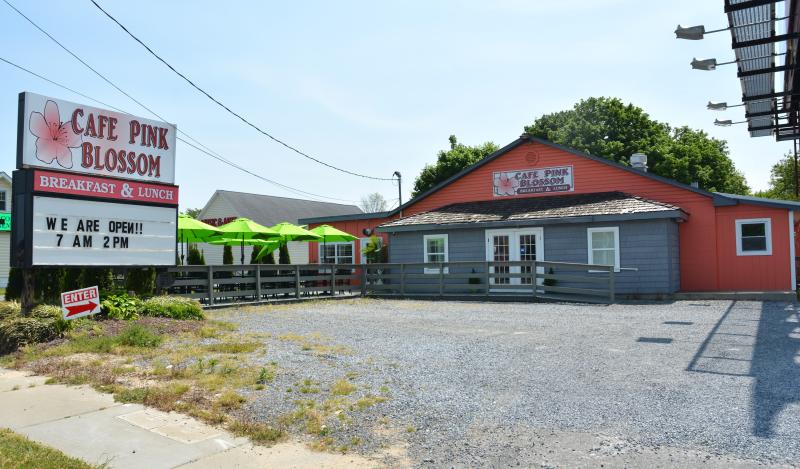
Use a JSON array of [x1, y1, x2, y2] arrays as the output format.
[[141, 296, 204, 320], [101, 293, 143, 320], [0, 317, 59, 354], [5, 268, 22, 301], [0, 302, 20, 321], [278, 244, 291, 264], [187, 245, 205, 265], [223, 245, 234, 265], [115, 324, 163, 348], [125, 268, 155, 296]]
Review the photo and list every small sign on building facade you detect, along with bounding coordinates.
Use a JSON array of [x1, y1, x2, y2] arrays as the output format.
[[493, 165, 574, 197]]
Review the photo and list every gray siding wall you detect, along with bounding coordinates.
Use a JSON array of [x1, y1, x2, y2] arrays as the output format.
[[387, 218, 680, 295]]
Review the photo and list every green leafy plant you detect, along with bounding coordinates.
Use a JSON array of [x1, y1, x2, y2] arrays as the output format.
[[141, 296, 204, 320], [0, 302, 21, 321], [115, 324, 163, 347], [101, 293, 143, 320], [543, 267, 557, 287], [363, 235, 387, 264]]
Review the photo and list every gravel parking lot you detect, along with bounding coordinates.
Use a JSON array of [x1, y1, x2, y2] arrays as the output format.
[[215, 298, 800, 468]]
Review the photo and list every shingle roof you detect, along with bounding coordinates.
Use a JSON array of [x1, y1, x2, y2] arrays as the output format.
[[380, 192, 683, 229], [201, 190, 362, 226]]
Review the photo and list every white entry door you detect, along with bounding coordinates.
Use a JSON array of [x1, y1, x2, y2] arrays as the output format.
[[485, 228, 544, 287]]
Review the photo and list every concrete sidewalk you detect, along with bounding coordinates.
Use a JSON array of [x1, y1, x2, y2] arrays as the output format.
[[0, 369, 377, 469]]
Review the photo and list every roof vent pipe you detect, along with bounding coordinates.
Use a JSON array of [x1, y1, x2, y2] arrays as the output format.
[[630, 153, 648, 172]]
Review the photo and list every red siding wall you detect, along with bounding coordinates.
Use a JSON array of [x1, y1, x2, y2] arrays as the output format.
[[310, 141, 794, 292], [307, 217, 392, 264], [714, 205, 793, 291]]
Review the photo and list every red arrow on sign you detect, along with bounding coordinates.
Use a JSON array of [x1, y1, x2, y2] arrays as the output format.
[[65, 301, 98, 318]]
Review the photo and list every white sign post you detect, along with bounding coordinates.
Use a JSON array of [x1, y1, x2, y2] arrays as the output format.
[[31, 196, 176, 266], [18, 92, 176, 184], [60, 286, 101, 320]]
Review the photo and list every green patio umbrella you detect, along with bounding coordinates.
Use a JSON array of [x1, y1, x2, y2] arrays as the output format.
[[177, 215, 220, 264], [213, 218, 280, 264], [256, 222, 321, 261], [309, 224, 358, 263]]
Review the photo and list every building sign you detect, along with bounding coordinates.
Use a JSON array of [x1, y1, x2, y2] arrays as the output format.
[[33, 170, 178, 206], [18, 92, 176, 184], [61, 286, 101, 320], [0, 213, 10, 232], [493, 165, 574, 197], [30, 196, 176, 266], [202, 216, 236, 227]]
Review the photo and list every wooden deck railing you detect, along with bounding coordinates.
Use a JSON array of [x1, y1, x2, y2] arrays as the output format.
[[164, 260, 616, 306], [361, 260, 615, 303], [163, 264, 363, 306]]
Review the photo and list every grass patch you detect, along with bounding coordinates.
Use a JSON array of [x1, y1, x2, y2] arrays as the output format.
[[354, 394, 388, 410], [228, 420, 285, 445], [330, 378, 357, 396], [216, 390, 246, 410], [0, 428, 99, 469], [113, 383, 190, 412], [203, 341, 260, 354], [115, 325, 163, 348]]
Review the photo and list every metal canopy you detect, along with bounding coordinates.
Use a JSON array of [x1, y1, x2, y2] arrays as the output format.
[[726, 0, 780, 137]]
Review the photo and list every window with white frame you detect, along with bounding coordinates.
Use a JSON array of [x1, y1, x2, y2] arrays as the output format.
[[736, 218, 772, 256], [423, 234, 448, 274], [587, 227, 620, 272], [319, 242, 354, 264], [0, 191, 6, 212]]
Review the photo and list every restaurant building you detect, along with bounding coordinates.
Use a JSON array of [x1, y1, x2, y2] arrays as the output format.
[[299, 135, 800, 296]]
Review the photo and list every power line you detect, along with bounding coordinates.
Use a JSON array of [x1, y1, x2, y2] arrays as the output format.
[[0, 55, 360, 204], [89, 0, 395, 182]]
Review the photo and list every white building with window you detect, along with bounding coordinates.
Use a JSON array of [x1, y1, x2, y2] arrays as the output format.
[[0, 172, 11, 287], [196, 190, 361, 265]]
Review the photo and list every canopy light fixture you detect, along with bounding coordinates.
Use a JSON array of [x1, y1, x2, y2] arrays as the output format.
[[714, 119, 747, 127], [675, 16, 788, 40], [707, 101, 743, 111]]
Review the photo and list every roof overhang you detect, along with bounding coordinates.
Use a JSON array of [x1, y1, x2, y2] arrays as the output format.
[[378, 210, 688, 233]]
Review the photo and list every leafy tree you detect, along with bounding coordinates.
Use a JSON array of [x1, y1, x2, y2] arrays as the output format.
[[359, 193, 388, 213], [183, 208, 202, 218], [223, 245, 234, 265], [412, 135, 499, 196], [524, 97, 749, 194], [753, 154, 799, 200]]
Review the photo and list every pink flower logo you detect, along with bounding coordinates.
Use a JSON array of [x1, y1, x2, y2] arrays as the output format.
[[496, 173, 519, 196], [29, 100, 82, 169]]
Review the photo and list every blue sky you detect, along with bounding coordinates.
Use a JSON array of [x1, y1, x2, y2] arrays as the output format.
[[0, 0, 790, 211]]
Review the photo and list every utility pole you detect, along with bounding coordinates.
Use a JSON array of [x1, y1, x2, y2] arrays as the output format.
[[393, 171, 402, 217]]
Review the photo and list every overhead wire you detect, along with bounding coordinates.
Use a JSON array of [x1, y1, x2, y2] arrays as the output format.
[[89, 0, 395, 182], [0, 0, 363, 203], [0, 55, 360, 204]]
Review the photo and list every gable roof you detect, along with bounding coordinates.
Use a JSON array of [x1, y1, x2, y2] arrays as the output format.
[[200, 190, 362, 226], [379, 191, 686, 232], [300, 135, 798, 224]]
